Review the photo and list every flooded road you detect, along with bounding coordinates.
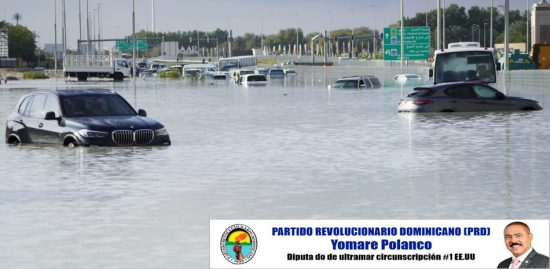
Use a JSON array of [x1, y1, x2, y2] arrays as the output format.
[[1, 68, 549, 268]]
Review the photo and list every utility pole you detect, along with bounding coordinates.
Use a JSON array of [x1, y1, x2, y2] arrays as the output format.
[[132, 0, 136, 79], [54, 0, 57, 76], [490, 0, 494, 47], [437, 0, 441, 50]]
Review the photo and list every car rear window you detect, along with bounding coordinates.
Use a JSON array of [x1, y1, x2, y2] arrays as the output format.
[[369, 78, 381, 88], [408, 88, 434, 97]]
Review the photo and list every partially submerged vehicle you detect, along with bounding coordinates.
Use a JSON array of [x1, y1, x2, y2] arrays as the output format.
[[330, 75, 382, 89], [5, 89, 171, 146], [397, 81, 542, 113]]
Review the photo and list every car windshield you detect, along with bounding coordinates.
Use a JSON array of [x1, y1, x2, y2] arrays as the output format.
[[61, 94, 136, 117]]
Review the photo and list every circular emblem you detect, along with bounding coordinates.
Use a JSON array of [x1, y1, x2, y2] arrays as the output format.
[[220, 224, 257, 264]]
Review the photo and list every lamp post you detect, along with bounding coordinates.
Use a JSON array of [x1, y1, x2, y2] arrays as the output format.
[[490, 0, 493, 47], [526, 0, 530, 52], [471, 24, 478, 42], [483, 22, 488, 47], [350, 7, 355, 59]]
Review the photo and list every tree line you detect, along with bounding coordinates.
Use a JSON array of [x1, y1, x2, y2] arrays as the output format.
[[0, 5, 532, 66]]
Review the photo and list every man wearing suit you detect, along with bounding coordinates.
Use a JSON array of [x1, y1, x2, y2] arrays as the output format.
[[497, 221, 549, 268]]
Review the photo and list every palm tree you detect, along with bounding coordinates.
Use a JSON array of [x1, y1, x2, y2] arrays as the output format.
[[13, 12, 22, 25]]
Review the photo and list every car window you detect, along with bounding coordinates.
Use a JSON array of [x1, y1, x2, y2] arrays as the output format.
[[29, 94, 47, 119], [44, 94, 61, 117], [61, 94, 136, 117], [408, 88, 433, 97], [344, 80, 358, 88], [22, 95, 34, 116], [444, 85, 476, 98], [370, 78, 381, 88], [472, 84, 500, 99], [18, 95, 32, 115], [359, 79, 367, 88]]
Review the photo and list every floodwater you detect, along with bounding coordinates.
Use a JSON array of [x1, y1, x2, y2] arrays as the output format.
[[1, 67, 549, 268]]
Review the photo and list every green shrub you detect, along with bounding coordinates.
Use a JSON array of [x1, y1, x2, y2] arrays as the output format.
[[23, 71, 49, 79]]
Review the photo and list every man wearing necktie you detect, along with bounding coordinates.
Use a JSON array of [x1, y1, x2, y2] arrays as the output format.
[[497, 221, 549, 268]]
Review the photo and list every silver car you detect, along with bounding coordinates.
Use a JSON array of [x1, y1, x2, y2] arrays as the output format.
[[398, 81, 543, 112], [331, 75, 381, 89]]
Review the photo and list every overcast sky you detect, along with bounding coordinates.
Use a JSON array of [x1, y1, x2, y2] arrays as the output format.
[[1, 0, 537, 48]]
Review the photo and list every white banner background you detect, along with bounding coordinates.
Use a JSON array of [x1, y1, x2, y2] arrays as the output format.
[[210, 220, 549, 268]]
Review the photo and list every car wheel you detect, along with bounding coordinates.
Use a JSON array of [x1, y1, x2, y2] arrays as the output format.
[[6, 135, 21, 145], [64, 138, 78, 148], [441, 109, 454, 112]]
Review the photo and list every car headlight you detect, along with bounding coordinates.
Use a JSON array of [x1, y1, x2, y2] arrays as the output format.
[[155, 128, 169, 136], [78, 129, 109, 138]]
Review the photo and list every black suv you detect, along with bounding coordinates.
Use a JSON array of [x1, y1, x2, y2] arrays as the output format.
[[5, 89, 171, 146]]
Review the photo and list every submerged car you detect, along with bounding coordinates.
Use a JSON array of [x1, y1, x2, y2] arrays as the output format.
[[330, 75, 381, 89], [5, 89, 171, 146], [398, 81, 543, 112], [237, 74, 268, 86], [393, 73, 423, 82]]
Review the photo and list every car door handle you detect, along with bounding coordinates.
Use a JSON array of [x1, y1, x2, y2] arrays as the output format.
[[38, 123, 43, 128]]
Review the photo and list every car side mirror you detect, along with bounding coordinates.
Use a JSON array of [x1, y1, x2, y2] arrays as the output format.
[[44, 111, 58, 120], [138, 109, 147, 117]]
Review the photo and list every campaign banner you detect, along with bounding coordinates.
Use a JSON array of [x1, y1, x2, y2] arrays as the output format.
[[210, 220, 549, 268]]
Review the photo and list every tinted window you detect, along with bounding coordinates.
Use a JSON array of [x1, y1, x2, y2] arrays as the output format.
[[44, 95, 61, 117], [370, 78, 381, 88], [408, 88, 434, 97], [472, 84, 500, 99], [360, 79, 371, 88], [18, 96, 32, 114], [22, 95, 34, 116], [248, 75, 267, 82], [29, 94, 47, 118], [444, 85, 476, 98], [61, 94, 136, 117]]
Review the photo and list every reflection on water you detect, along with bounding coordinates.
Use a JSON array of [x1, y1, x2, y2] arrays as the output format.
[[1, 70, 549, 268]]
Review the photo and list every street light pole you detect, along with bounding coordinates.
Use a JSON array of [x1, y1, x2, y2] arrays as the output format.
[[526, 0, 530, 52], [490, 0, 493, 47], [484, 22, 487, 47], [132, 0, 136, 79]]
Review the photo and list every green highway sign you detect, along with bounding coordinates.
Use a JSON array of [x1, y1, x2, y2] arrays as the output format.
[[116, 40, 148, 52], [383, 26, 430, 61]]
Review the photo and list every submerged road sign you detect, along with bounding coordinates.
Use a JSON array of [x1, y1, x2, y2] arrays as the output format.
[[383, 26, 430, 61]]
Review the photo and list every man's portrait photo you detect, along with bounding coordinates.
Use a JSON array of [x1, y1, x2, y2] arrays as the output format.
[[497, 221, 549, 268]]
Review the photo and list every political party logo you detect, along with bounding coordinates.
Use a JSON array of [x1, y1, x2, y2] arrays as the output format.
[[220, 224, 257, 264]]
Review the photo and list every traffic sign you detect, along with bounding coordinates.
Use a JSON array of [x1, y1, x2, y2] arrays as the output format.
[[116, 40, 148, 52], [383, 26, 430, 61]]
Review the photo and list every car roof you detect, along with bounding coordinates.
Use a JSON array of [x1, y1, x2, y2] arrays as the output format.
[[338, 75, 377, 80], [414, 81, 488, 90], [47, 88, 118, 97]]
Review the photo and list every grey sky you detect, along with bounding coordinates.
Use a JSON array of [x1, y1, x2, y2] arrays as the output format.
[[1, 0, 535, 48]]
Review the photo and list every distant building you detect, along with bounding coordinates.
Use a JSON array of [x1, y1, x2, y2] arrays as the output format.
[[532, 0, 550, 45], [43, 43, 64, 60], [0, 31, 8, 58], [161, 41, 179, 57]]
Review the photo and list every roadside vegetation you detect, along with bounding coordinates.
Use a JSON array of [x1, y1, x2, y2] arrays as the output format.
[[0, 5, 533, 68]]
